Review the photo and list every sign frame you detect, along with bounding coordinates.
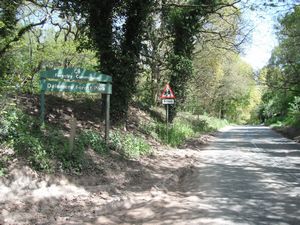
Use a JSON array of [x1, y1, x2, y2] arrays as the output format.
[[162, 99, 175, 105], [40, 68, 112, 82], [40, 68, 112, 144], [160, 84, 176, 99], [41, 81, 112, 94]]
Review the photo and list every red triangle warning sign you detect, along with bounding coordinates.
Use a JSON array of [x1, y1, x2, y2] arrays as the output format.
[[160, 84, 176, 99]]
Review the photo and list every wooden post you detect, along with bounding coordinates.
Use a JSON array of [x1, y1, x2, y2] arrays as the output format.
[[69, 117, 77, 154], [105, 94, 110, 144], [40, 77, 46, 125], [40, 91, 45, 124]]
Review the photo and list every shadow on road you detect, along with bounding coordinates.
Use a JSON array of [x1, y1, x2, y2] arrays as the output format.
[[1, 125, 300, 224]]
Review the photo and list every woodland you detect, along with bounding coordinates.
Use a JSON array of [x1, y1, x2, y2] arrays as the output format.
[[0, 0, 299, 172]]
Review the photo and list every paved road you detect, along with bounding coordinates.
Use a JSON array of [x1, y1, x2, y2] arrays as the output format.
[[177, 125, 300, 225], [100, 125, 300, 225]]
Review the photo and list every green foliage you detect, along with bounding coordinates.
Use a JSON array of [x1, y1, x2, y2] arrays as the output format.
[[262, 96, 300, 127], [258, 5, 300, 126], [190, 47, 258, 123], [0, 29, 98, 94], [0, 104, 53, 171], [61, 0, 154, 123], [0, 166, 5, 177], [199, 115, 230, 131], [15, 133, 52, 171], [77, 130, 108, 154], [286, 96, 300, 126], [0, 0, 20, 56], [1, 0, 249, 126], [0, 102, 92, 172], [110, 131, 151, 158], [141, 112, 228, 147], [136, 71, 157, 106], [164, 0, 228, 121]]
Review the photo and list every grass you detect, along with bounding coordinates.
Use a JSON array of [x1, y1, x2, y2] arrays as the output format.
[[141, 112, 229, 147], [265, 115, 300, 129], [110, 131, 151, 158]]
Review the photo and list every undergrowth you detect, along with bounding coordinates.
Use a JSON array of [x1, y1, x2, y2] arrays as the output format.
[[141, 112, 228, 147], [0, 95, 152, 173], [264, 96, 300, 128], [0, 93, 226, 173], [110, 131, 151, 158], [0, 102, 110, 172]]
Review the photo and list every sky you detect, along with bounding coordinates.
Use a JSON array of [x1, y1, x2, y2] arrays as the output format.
[[241, 10, 278, 71], [240, 0, 299, 71]]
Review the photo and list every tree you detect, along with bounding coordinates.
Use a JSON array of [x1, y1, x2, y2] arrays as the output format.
[[54, 0, 154, 123], [188, 43, 257, 122], [0, 27, 97, 93], [0, 0, 47, 59], [162, 0, 243, 121], [259, 5, 300, 124]]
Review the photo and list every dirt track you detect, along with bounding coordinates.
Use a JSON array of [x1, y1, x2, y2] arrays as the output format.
[[1, 125, 300, 224]]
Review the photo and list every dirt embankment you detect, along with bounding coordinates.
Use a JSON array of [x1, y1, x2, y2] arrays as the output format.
[[1, 94, 217, 224], [0, 133, 214, 224], [273, 126, 300, 143]]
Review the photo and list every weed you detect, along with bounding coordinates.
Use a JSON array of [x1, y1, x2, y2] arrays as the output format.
[[77, 130, 108, 154], [110, 131, 151, 158], [140, 112, 228, 147], [0, 104, 87, 172]]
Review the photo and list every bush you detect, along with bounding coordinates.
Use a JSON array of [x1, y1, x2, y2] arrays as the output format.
[[287, 96, 300, 126], [77, 130, 108, 154], [0, 106, 53, 171], [110, 131, 151, 158], [263, 96, 300, 128], [141, 112, 228, 147], [155, 120, 194, 146], [0, 104, 90, 172], [14, 132, 52, 171]]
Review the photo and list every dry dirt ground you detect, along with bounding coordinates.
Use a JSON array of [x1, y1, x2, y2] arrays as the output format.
[[0, 132, 215, 225], [1, 125, 300, 225]]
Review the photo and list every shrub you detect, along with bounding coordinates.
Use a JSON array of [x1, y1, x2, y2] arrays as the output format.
[[287, 96, 300, 126], [77, 130, 108, 154], [0, 104, 88, 172], [110, 131, 151, 158], [0, 106, 53, 171], [141, 112, 228, 147], [155, 120, 194, 146]]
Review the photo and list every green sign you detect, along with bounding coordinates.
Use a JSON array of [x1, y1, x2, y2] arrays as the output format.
[[41, 81, 112, 94], [40, 68, 112, 144], [40, 68, 112, 82]]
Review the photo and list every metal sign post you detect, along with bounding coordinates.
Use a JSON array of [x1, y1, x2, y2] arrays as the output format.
[[160, 83, 175, 143], [39, 68, 112, 144], [166, 104, 169, 142], [105, 93, 110, 144]]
